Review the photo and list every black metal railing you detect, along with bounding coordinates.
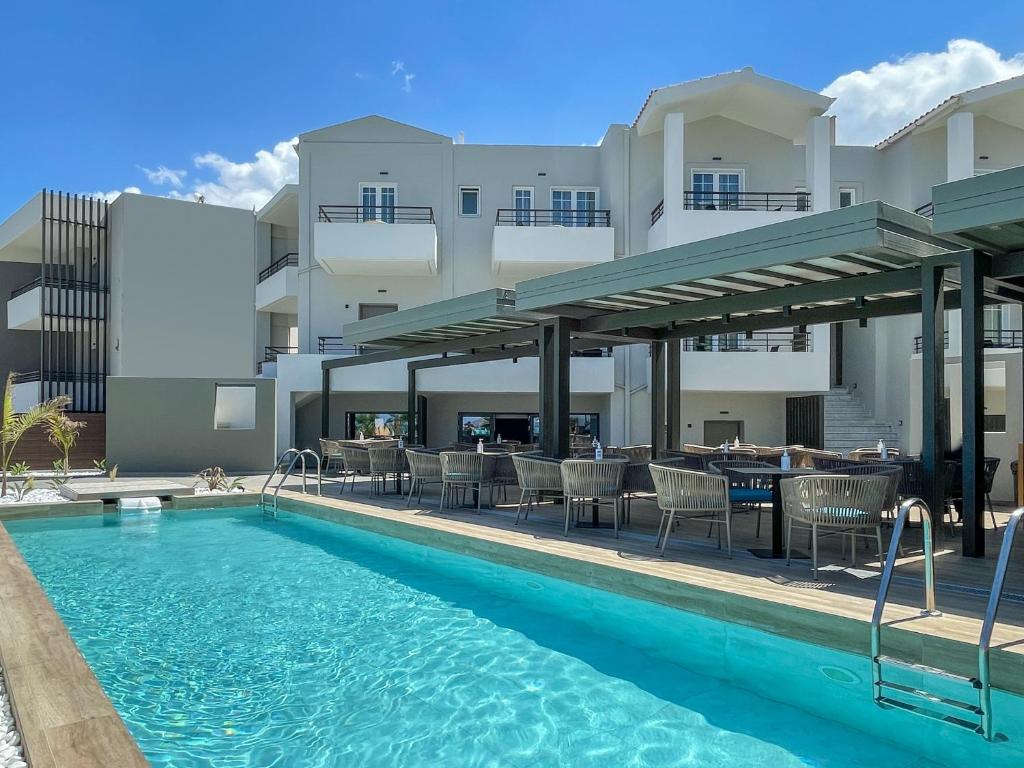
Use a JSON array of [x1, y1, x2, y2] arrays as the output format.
[[257, 253, 298, 283], [10, 370, 104, 384], [263, 345, 298, 362], [317, 205, 434, 224], [10, 276, 103, 300], [913, 329, 1021, 353], [494, 208, 611, 227], [571, 347, 613, 357], [683, 331, 814, 352], [683, 191, 810, 212], [651, 200, 664, 226], [914, 202, 934, 218], [318, 336, 364, 355]]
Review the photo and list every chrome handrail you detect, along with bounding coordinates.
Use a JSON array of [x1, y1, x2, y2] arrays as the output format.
[[260, 448, 322, 516], [871, 498, 939, 699], [978, 506, 1024, 740]]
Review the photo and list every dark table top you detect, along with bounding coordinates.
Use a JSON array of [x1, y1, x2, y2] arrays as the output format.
[[727, 467, 822, 478]]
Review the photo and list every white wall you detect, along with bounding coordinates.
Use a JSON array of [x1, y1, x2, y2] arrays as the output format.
[[109, 194, 256, 378]]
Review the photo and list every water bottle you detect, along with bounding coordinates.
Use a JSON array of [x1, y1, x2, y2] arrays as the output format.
[[878, 439, 887, 460], [358, 431, 365, 441], [595, 442, 604, 461], [496, 433, 502, 445], [723, 442, 730, 454], [733, 436, 740, 449], [592, 436, 598, 448], [397, 435, 404, 449], [477, 439, 484, 454], [781, 449, 791, 470]]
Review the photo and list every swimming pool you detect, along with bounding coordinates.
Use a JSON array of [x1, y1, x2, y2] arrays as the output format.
[[6, 506, 1023, 767]]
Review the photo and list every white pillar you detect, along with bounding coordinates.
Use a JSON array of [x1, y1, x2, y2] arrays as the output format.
[[947, 112, 975, 182], [663, 112, 685, 226], [805, 116, 833, 212]]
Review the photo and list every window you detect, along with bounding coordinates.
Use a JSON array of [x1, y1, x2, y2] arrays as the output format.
[[513, 186, 533, 225], [359, 184, 397, 222], [459, 186, 480, 217], [689, 170, 744, 210], [839, 188, 857, 208], [358, 303, 398, 320], [214, 384, 256, 430], [346, 412, 409, 440], [461, 412, 600, 443], [551, 188, 599, 226]]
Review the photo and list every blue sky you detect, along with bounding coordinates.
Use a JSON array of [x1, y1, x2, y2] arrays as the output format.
[[2, 0, 1024, 213]]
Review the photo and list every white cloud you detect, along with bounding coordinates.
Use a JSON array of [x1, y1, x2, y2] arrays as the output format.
[[85, 187, 142, 202], [391, 60, 405, 75], [139, 165, 186, 188], [176, 137, 299, 210], [353, 71, 368, 80], [391, 59, 415, 92], [402, 73, 415, 93], [823, 39, 1024, 146]]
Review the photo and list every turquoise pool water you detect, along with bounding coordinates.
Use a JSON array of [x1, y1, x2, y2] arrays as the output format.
[[6, 507, 1022, 767]]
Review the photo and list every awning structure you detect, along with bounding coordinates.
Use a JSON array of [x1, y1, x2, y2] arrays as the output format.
[[323, 178, 1024, 557]]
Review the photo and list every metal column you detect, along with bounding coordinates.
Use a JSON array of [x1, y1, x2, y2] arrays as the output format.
[[407, 368, 418, 443], [666, 339, 681, 453], [921, 264, 947, 519], [321, 368, 330, 438], [650, 341, 665, 458], [539, 319, 571, 459], [961, 250, 990, 557]]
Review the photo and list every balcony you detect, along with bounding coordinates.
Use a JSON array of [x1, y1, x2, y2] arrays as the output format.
[[912, 330, 1020, 353], [682, 330, 813, 352], [8, 278, 104, 331], [491, 209, 615, 277], [649, 192, 812, 250], [255, 253, 298, 313], [9, 370, 105, 411], [314, 205, 437, 277]]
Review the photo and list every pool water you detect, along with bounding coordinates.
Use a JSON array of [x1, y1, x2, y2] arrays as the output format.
[[6, 508, 1022, 767]]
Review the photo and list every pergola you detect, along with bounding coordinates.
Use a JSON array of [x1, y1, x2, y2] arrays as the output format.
[[323, 171, 1024, 557]]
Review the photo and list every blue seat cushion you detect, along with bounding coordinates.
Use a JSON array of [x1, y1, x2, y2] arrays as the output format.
[[729, 488, 772, 504]]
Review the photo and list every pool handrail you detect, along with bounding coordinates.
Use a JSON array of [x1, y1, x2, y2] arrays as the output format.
[[261, 448, 322, 515]]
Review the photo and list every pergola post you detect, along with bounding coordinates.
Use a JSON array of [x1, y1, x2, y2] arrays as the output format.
[[321, 368, 331, 438], [407, 368, 418, 444], [650, 341, 665, 458], [961, 250, 990, 557], [666, 339, 681, 452], [921, 263, 947, 521], [539, 319, 571, 459]]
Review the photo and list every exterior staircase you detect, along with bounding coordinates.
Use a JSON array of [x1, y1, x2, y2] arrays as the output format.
[[824, 386, 900, 456]]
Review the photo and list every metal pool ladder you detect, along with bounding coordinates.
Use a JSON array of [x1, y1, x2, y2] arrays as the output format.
[[872, 498, 1019, 742], [260, 448, 321, 517]]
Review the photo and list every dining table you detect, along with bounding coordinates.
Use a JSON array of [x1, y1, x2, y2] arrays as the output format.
[[727, 466, 821, 559]]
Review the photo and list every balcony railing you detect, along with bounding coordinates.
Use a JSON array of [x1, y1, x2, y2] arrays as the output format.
[[650, 200, 665, 226], [913, 329, 1021, 353], [494, 209, 611, 227], [318, 336, 365, 355], [10, 370, 104, 384], [914, 202, 934, 218], [10, 276, 103, 299], [257, 252, 298, 283], [317, 205, 434, 224], [683, 191, 810, 212], [683, 331, 813, 352]]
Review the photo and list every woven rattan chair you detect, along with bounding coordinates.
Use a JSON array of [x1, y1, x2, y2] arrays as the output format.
[[984, 457, 1001, 529], [658, 451, 704, 470], [560, 459, 627, 537], [338, 445, 372, 493], [405, 449, 443, 507], [621, 461, 655, 524], [439, 451, 488, 513], [848, 447, 902, 462], [486, 452, 518, 506], [708, 459, 774, 538], [781, 474, 891, 580], [511, 454, 563, 525], [648, 464, 731, 557], [811, 456, 859, 472], [368, 445, 408, 496], [617, 445, 652, 462], [319, 438, 345, 475]]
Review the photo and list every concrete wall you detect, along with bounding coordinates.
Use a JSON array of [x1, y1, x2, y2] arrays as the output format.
[[109, 194, 256, 378], [106, 376, 276, 473], [679, 392, 789, 447], [0, 261, 41, 385]]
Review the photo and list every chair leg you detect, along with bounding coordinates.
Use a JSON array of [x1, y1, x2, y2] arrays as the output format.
[[405, 479, 415, 508], [851, 533, 857, 567], [876, 526, 884, 566], [476, 483, 483, 514], [417, 481, 426, 506], [988, 493, 997, 529], [612, 497, 620, 539], [655, 511, 667, 550], [659, 510, 675, 556], [786, 517, 793, 566], [563, 498, 571, 536], [515, 489, 527, 525], [724, 508, 732, 558], [755, 505, 762, 539]]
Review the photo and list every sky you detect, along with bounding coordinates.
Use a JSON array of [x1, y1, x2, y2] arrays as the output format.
[[2, 0, 1024, 215]]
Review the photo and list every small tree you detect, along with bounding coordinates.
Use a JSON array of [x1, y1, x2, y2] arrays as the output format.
[[47, 412, 86, 480], [1, 373, 70, 496]]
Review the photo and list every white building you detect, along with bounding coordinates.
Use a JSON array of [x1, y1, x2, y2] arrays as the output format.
[[4, 68, 1024, 494]]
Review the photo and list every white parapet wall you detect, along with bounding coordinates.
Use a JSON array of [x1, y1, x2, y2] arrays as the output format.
[[314, 221, 437, 276], [491, 225, 615, 277]]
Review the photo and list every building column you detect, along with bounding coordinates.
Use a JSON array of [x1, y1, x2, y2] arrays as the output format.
[[539, 319, 571, 459], [921, 264, 947, 519], [663, 113, 685, 228], [407, 368, 418, 443], [321, 368, 331, 439], [666, 339, 681, 452], [947, 112, 975, 182], [805, 116, 834, 212], [961, 250, 990, 557], [650, 341, 665, 458]]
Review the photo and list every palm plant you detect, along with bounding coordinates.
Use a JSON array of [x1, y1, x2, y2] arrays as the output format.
[[2, 373, 70, 497], [47, 413, 85, 481]]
